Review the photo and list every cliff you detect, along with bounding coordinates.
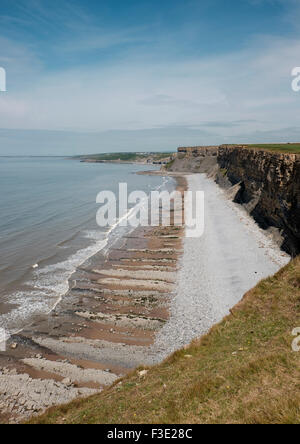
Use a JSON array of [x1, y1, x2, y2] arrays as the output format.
[[167, 145, 300, 256], [217, 146, 300, 256], [167, 146, 219, 174], [178, 146, 219, 157]]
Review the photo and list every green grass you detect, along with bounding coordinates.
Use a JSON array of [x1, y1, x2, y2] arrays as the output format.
[[246, 144, 300, 154], [28, 257, 300, 424], [74, 152, 174, 162], [165, 158, 176, 170]]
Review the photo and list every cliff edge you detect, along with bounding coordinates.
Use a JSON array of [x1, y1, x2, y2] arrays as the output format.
[[166, 144, 300, 256], [218, 146, 300, 256]]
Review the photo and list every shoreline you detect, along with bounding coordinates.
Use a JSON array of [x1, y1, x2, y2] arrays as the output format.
[[0, 164, 168, 339], [0, 171, 290, 423], [0, 174, 187, 423], [150, 174, 290, 362]]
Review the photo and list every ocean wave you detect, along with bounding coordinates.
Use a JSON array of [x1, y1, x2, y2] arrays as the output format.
[[0, 174, 172, 335]]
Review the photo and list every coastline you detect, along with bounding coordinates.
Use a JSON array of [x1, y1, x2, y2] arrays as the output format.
[[0, 161, 165, 341], [150, 174, 290, 363], [0, 174, 187, 423], [0, 171, 290, 423]]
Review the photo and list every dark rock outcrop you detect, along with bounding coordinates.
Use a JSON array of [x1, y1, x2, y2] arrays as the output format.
[[168, 145, 300, 256], [217, 146, 300, 256]]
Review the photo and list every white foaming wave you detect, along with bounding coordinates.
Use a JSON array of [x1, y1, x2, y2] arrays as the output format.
[[0, 235, 108, 335], [1, 175, 172, 335], [0, 290, 56, 333], [82, 230, 108, 239]]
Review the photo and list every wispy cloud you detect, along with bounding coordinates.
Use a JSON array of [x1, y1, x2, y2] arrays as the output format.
[[0, 0, 300, 154]]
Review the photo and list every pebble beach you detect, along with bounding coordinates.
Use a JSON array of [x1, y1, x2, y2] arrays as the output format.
[[0, 173, 290, 423]]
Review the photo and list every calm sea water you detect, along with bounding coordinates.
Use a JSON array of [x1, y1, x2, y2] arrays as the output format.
[[0, 157, 167, 334]]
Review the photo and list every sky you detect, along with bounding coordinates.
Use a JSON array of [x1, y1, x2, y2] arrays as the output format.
[[0, 0, 300, 155]]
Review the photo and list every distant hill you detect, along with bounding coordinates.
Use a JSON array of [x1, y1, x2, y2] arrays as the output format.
[[73, 152, 175, 164]]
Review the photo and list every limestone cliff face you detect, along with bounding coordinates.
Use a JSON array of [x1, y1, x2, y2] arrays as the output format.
[[217, 146, 300, 256], [178, 146, 219, 157], [169, 145, 300, 255]]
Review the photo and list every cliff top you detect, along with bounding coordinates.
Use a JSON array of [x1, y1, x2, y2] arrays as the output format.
[[178, 144, 300, 155], [227, 144, 300, 155]]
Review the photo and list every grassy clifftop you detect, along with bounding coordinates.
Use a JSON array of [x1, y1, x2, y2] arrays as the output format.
[[29, 257, 300, 424], [245, 144, 300, 154]]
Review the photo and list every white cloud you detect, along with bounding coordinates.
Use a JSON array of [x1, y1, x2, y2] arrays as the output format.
[[1, 8, 300, 152]]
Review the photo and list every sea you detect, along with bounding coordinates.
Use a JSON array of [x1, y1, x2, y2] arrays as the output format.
[[0, 157, 171, 335]]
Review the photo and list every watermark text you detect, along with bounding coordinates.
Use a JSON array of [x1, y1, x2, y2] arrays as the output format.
[[0, 67, 6, 92], [291, 67, 300, 92], [292, 327, 300, 352], [96, 184, 205, 238], [0, 328, 8, 352]]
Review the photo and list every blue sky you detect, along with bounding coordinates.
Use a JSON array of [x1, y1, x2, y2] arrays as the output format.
[[0, 0, 300, 155]]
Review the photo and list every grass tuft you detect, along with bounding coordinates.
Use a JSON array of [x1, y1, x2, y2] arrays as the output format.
[[27, 257, 300, 424], [246, 144, 300, 154]]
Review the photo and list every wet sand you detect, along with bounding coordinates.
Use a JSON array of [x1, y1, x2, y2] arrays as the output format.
[[0, 176, 186, 423], [0, 173, 290, 423]]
